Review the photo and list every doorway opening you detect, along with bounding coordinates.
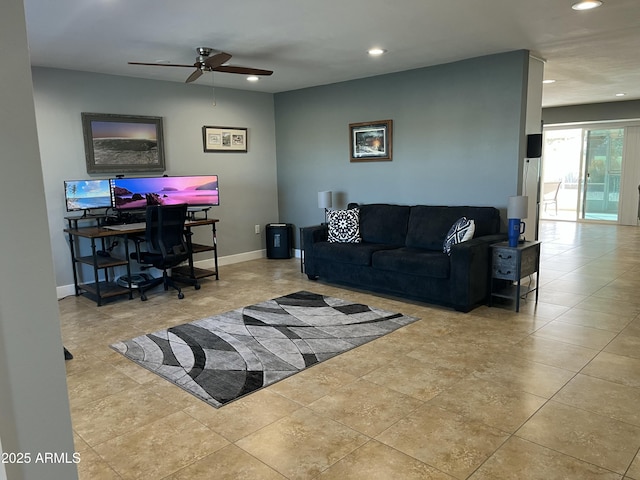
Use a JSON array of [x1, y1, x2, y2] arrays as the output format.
[[541, 126, 625, 223]]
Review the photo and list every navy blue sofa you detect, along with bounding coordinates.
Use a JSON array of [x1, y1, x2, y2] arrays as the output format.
[[302, 204, 505, 312]]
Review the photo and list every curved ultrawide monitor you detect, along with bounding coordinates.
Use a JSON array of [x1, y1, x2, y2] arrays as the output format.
[[111, 175, 219, 210], [64, 179, 112, 212]]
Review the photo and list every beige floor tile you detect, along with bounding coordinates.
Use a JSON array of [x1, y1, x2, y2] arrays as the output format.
[[470, 352, 575, 398], [555, 307, 634, 332], [57, 221, 640, 480], [532, 320, 618, 349], [553, 374, 640, 427], [516, 401, 640, 474], [268, 360, 358, 405], [622, 318, 640, 338], [542, 277, 606, 296], [428, 375, 547, 432], [516, 300, 571, 320], [165, 444, 287, 480], [593, 285, 640, 305], [319, 337, 410, 377], [317, 440, 455, 479], [93, 411, 228, 480], [363, 353, 469, 401], [469, 436, 622, 479], [76, 448, 123, 480], [506, 335, 599, 371], [307, 378, 424, 436], [537, 289, 589, 307], [376, 404, 509, 479], [604, 333, 640, 360], [66, 361, 141, 409], [184, 388, 301, 442], [575, 296, 640, 317], [236, 407, 368, 480], [406, 338, 494, 372], [628, 453, 640, 479], [581, 351, 640, 387], [71, 385, 179, 446], [140, 375, 210, 411]]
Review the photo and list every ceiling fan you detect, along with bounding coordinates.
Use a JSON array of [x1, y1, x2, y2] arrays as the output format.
[[128, 47, 273, 83]]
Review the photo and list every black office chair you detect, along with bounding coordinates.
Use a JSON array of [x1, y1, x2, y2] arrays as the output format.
[[130, 204, 199, 301]]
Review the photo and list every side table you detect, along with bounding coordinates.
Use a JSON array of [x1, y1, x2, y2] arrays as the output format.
[[490, 240, 541, 312]]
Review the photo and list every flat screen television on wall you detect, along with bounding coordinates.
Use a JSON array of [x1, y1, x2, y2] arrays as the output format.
[[64, 179, 113, 212], [110, 175, 219, 210]]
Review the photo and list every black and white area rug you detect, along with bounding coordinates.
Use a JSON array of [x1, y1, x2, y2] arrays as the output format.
[[111, 291, 418, 408]]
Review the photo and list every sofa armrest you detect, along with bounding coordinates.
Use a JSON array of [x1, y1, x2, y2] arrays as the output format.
[[302, 224, 328, 246], [302, 225, 328, 276], [448, 233, 507, 310]]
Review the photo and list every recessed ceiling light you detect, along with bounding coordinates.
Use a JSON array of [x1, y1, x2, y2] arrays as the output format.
[[571, 0, 603, 10], [247, 76, 259, 82], [543, 79, 556, 84], [615, 93, 626, 97], [368, 48, 386, 56]]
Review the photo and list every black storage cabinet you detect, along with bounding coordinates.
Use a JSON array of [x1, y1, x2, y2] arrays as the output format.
[[266, 223, 293, 259]]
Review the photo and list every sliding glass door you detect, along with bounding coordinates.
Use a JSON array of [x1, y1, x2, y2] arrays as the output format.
[[581, 128, 623, 221], [542, 125, 628, 223]]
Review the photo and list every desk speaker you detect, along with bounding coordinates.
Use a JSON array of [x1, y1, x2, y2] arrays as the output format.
[[527, 133, 543, 158]]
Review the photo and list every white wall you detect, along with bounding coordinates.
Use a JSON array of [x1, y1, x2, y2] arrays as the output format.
[[524, 56, 544, 239], [32, 68, 279, 291], [0, 1, 77, 479]]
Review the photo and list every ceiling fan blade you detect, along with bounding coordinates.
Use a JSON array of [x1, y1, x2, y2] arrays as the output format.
[[212, 65, 273, 76], [185, 69, 203, 83], [128, 61, 196, 68], [203, 52, 232, 69]]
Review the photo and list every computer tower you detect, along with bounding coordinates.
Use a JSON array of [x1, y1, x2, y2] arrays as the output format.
[[266, 223, 293, 259]]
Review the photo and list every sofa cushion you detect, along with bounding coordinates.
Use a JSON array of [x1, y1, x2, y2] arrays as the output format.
[[406, 206, 499, 250], [443, 217, 475, 255], [372, 248, 450, 279], [327, 208, 361, 243], [359, 204, 411, 246], [314, 242, 398, 266]]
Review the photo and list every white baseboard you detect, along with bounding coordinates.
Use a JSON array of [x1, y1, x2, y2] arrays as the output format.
[[56, 249, 268, 300]]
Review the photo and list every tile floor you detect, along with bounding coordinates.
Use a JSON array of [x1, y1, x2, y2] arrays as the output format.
[[60, 220, 640, 479]]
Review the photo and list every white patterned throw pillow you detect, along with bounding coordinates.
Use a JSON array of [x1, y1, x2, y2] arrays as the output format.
[[443, 217, 475, 255], [328, 208, 362, 243]]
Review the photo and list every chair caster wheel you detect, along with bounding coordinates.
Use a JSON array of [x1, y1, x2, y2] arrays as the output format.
[[195, 284, 201, 290], [178, 292, 185, 299]]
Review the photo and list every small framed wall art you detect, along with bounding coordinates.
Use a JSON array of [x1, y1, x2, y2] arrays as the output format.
[[82, 112, 165, 174], [349, 119, 393, 162], [203, 126, 248, 153]]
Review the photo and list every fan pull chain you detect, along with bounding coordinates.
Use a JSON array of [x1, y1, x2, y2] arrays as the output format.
[[211, 71, 216, 107]]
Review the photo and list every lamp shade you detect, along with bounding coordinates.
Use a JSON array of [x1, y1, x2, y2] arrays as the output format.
[[507, 195, 528, 219], [318, 191, 332, 209]]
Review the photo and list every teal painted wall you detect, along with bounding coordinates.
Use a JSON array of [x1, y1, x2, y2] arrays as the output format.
[[31, 68, 278, 289], [274, 50, 530, 239]]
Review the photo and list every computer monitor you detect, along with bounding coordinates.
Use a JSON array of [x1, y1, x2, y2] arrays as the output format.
[[64, 179, 113, 212], [111, 175, 219, 210]]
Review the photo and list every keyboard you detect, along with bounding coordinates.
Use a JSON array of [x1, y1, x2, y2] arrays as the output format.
[[103, 222, 146, 231]]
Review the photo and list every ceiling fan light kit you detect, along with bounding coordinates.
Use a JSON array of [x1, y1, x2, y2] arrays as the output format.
[[128, 47, 273, 84], [571, 0, 603, 10]]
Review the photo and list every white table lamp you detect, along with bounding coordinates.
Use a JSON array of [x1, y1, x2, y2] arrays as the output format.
[[318, 191, 332, 224], [507, 195, 528, 247]]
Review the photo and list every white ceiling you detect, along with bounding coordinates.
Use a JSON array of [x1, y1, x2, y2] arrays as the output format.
[[23, 0, 640, 107]]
